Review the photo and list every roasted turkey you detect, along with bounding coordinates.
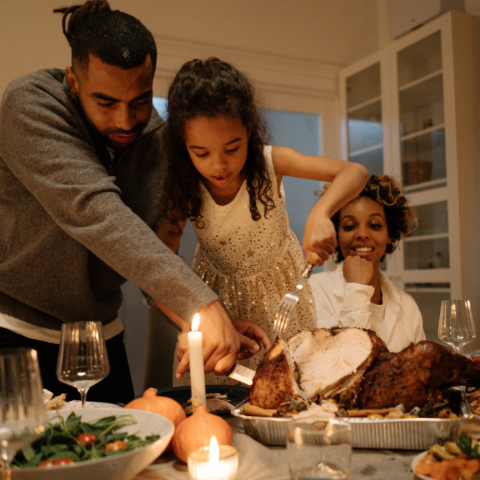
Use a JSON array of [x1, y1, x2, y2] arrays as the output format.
[[249, 328, 480, 411], [250, 327, 387, 409], [358, 340, 480, 411]]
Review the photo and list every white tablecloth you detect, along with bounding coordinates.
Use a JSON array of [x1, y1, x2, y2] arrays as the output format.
[[135, 416, 422, 480]]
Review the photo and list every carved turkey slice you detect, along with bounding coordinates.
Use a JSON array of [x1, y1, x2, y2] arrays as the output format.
[[250, 327, 388, 409]]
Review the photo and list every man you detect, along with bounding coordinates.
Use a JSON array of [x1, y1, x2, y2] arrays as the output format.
[[0, 0, 270, 404]]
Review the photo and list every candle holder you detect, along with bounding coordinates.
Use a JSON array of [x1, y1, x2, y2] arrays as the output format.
[[188, 444, 238, 480]]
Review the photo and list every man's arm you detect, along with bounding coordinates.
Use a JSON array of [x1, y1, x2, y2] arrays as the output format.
[[0, 73, 215, 321]]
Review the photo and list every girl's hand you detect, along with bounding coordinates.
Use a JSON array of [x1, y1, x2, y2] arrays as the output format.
[[231, 319, 272, 359], [343, 255, 375, 286], [302, 212, 336, 266]]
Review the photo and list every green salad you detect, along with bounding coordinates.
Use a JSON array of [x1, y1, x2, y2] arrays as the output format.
[[13, 412, 160, 468]]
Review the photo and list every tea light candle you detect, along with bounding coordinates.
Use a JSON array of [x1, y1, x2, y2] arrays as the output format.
[[188, 437, 239, 480], [188, 313, 206, 407]]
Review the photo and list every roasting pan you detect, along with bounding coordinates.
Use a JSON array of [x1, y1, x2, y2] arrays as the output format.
[[231, 389, 473, 450]]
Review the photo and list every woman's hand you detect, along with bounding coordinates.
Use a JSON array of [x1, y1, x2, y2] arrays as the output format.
[[343, 255, 375, 286], [302, 212, 337, 266], [231, 319, 272, 359]]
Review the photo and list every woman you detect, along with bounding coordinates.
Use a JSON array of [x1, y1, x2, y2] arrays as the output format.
[[309, 175, 426, 352]]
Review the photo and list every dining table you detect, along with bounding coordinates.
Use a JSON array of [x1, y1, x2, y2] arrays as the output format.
[[132, 412, 480, 480]]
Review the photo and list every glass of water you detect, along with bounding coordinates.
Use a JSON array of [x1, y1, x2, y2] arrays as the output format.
[[56, 321, 110, 408], [287, 420, 352, 480]]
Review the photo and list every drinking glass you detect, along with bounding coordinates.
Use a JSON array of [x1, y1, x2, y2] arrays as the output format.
[[287, 420, 352, 480], [0, 348, 47, 480], [438, 300, 477, 353], [56, 321, 110, 408]]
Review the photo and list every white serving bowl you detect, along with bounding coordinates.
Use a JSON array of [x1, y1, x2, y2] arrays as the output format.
[[12, 408, 174, 480]]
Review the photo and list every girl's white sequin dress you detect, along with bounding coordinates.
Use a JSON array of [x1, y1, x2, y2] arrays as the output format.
[[173, 146, 316, 386]]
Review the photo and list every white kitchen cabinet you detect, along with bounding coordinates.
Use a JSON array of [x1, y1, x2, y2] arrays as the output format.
[[339, 11, 480, 348]]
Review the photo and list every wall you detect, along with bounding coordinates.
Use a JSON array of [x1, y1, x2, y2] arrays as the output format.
[[0, 0, 380, 99]]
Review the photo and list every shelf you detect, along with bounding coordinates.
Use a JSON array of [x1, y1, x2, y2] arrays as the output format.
[[397, 30, 442, 87], [403, 178, 447, 193], [401, 124, 445, 142], [346, 62, 381, 110], [347, 96, 381, 117], [348, 143, 383, 158], [404, 233, 448, 243], [399, 69, 443, 93], [399, 72, 443, 112]]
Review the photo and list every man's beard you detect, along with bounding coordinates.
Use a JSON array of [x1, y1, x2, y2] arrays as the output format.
[[86, 116, 146, 150], [98, 123, 146, 150], [78, 102, 147, 150]]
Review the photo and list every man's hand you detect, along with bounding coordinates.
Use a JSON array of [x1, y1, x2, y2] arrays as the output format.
[[175, 300, 241, 379], [232, 319, 272, 360], [302, 213, 336, 266], [343, 255, 375, 286]]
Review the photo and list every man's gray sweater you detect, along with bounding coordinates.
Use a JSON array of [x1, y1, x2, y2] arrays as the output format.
[[0, 69, 218, 331]]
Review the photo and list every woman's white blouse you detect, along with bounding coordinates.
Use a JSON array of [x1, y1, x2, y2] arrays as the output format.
[[309, 261, 426, 352]]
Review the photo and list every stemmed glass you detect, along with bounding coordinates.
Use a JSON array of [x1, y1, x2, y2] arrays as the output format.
[[56, 321, 110, 408], [0, 348, 48, 480], [438, 300, 477, 354]]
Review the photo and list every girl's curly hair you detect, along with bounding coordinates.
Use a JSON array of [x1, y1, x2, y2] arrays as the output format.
[[160, 57, 275, 230], [326, 175, 418, 263]]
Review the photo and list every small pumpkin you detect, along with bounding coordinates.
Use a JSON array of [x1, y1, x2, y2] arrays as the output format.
[[172, 396, 233, 463], [125, 388, 186, 451]]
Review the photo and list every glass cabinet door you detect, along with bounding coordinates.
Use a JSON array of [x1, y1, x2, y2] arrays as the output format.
[[345, 63, 384, 175], [405, 283, 450, 341], [403, 200, 451, 340], [397, 31, 446, 192], [404, 201, 449, 270]]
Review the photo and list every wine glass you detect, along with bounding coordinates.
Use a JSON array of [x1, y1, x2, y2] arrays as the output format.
[[0, 348, 48, 480], [438, 300, 477, 353], [56, 321, 110, 408]]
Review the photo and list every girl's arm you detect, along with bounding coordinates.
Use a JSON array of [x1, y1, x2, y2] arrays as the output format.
[[156, 217, 187, 253], [272, 146, 369, 266]]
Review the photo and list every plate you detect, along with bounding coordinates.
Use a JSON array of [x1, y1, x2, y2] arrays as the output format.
[[411, 451, 430, 480], [62, 401, 123, 409], [12, 408, 174, 480], [156, 385, 250, 416]]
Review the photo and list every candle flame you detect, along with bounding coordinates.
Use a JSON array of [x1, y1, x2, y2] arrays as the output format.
[[192, 314, 200, 332], [209, 436, 219, 462]]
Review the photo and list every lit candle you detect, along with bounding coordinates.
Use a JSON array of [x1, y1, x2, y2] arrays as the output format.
[[188, 313, 206, 407], [188, 436, 239, 480]]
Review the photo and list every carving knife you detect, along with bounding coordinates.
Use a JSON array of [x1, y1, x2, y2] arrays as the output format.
[[225, 363, 256, 386]]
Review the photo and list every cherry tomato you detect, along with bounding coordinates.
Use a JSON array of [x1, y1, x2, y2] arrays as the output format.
[[52, 458, 75, 466], [38, 460, 55, 468], [105, 440, 128, 451], [76, 432, 97, 445]]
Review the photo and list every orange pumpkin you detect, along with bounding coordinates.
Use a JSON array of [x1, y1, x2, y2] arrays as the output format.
[[125, 388, 186, 451], [172, 396, 233, 463]]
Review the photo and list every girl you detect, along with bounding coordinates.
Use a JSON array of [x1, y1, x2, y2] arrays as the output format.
[[309, 175, 426, 352], [157, 57, 369, 385]]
